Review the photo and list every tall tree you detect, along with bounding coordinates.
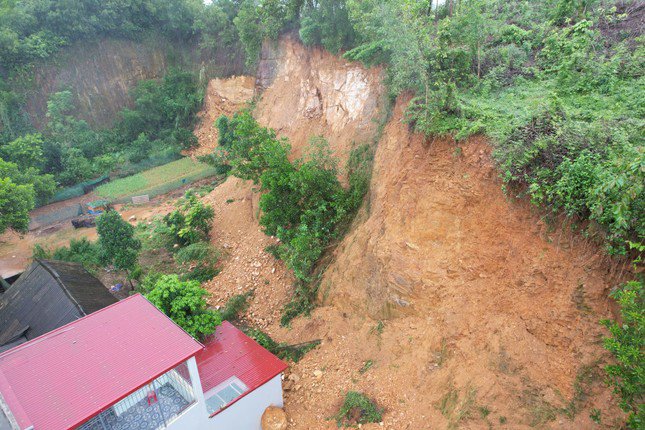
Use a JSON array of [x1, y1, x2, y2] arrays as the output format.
[[0, 177, 34, 234], [96, 210, 141, 284]]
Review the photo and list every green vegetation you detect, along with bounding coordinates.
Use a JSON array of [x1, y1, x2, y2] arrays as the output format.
[[145, 274, 221, 340], [163, 191, 215, 246], [96, 210, 141, 276], [359, 359, 374, 374], [174, 242, 221, 283], [0, 66, 205, 231], [95, 158, 217, 201], [32, 210, 142, 281], [334, 391, 383, 427], [33, 238, 102, 270], [207, 111, 371, 324], [135, 190, 219, 283], [244, 327, 320, 363], [220, 290, 253, 322], [438, 385, 478, 430], [601, 278, 644, 428]]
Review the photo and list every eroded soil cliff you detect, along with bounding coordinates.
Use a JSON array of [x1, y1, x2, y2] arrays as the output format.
[[196, 37, 624, 429]]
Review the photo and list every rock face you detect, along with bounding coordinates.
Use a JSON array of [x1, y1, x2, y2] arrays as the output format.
[[255, 35, 386, 173], [261, 406, 288, 430], [22, 38, 245, 128]]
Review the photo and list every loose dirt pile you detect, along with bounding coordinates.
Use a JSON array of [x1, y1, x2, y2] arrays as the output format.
[[273, 97, 626, 429], [192, 76, 256, 157], [201, 176, 295, 328], [198, 78, 626, 427]]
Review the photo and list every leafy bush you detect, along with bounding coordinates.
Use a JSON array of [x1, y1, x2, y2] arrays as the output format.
[[0, 177, 34, 234], [334, 391, 383, 427], [163, 191, 215, 246], [145, 274, 221, 340], [32, 238, 102, 269], [96, 210, 141, 273], [601, 279, 644, 429], [175, 242, 221, 283]]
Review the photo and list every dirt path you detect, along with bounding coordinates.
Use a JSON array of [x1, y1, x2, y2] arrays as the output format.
[[0, 191, 181, 278]]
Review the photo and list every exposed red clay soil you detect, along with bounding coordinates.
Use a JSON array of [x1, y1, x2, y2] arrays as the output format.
[[275, 98, 626, 429], [197, 61, 626, 428], [0, 35, 627, 430], [191, 76, 256, 157]]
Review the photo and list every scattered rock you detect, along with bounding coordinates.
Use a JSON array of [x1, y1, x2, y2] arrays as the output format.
[[128, 215, 136, 221], [261, 406, 288, 430], [313, 369, 323, 378]]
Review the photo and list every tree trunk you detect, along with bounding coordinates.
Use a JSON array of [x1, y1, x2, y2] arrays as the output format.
[[477, 43, 481, 78]]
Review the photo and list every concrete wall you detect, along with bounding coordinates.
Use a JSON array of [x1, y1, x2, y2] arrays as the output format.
[[208, 375, 284, 430], [166, 371, 284, 430]]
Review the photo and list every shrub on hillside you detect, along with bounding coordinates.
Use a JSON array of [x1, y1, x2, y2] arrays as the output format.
[[146, 274, 221, 340], [164, 191, 215, 247], [601, 278, 645, 429], [334, 391, 383, 427]]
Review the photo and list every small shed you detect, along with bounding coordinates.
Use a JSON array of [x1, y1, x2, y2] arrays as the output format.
[[0, 259, 117, 352]]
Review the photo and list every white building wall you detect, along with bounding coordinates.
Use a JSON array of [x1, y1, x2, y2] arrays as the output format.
[[165, 374, 284, 430], [165, 357, 209, 430], [208, 375, 284, 430]]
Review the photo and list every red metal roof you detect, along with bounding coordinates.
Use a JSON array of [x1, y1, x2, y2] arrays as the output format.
[[196, 321, 288, 397], [0, 294, 203, 430]]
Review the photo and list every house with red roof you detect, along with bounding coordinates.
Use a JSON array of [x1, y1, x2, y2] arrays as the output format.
[[0, 294, 287, 430]]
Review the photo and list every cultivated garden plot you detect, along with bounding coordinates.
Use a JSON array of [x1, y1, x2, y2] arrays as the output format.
[[95, 158, 217, 202]]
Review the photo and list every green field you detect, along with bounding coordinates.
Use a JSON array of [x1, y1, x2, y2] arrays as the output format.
[[95, 158, 217, 202]]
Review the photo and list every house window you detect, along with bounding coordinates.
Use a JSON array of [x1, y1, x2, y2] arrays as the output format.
[[204, 377, 249, 414]]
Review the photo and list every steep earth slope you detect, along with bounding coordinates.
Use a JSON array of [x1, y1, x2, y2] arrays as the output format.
[[278, 98, 625, 429], [197, 38, 625, 429]]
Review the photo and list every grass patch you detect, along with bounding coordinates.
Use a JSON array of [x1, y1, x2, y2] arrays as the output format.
[[437, 385, 478, 430], [560, 360, 602, 419], [243, 327, 320, 363], [359, 360, 374, 374], [96, 158, 217, 202], [334, 391, 382, 427], [220, 291, 253, 322]]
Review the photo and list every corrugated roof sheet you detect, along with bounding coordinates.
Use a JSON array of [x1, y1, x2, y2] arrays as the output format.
[[0, 259, 117, 347], [40, 260, 117, 315], [0, 294, 203, 430], [196, 322, 288, 397]]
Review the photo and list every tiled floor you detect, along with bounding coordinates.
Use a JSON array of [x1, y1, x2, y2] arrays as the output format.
[[78, 384, 190, 430]]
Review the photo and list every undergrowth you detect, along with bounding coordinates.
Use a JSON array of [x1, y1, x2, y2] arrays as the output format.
[[244, 327, 320, 363], [334, 391, 383, 427], [220, 290, 253, 322]]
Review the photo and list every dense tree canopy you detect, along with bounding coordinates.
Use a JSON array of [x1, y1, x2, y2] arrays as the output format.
[[96, 209, 141, 273]]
